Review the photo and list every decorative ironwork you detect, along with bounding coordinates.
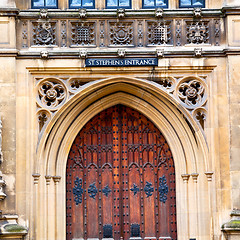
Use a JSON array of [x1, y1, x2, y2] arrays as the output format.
[[131, 223, 140, 237], [109, 21, 133, 46], [144, 181, 154, 198], [88, 182, 98, 199], [159, 175, 168, 203], [186, 20, 209, 44], [147, 21, 171, 45], [38, 80, 66, 109], [71, 22, 95, 46], [102, 185, 111, 197], [177, 79, 206, 108], [130, 183, 140, 196], [33, 21, 56, 46], [73, 177, 84, 205], [103, 224, 113, 238]]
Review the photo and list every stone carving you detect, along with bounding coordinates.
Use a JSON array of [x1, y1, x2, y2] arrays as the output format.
[[109, 22, 133, 46], [186, 21, 209, 44], [137, 21, 143, 47], [214, 19, 220, 46], [193, 8, 202, 18], [177, 79, 206, 109], [38, 110, 50, 132], [33, 21, 56, 46], [38, 80, 66, 109], [153, 77, 175, 92], [40, 50, 49, 59], [79, 49, 87, 58], [99, 21, 105, 47], [61, 20, 67, 47], [71, 22, 95, 46], [0, 118, 6, 201], [147, 21, 171, 45], [117, 49, 126, 58], [117, 8, 125, 18], [79, 8, 87, 18], [176, 20, 181, 46], [22, 21, 28, 48], [155, 8, 163, 18], [69, 79, 89, 91], [193, 108, 207, 130], [156, 49, 164, 57], [194, 47, 202, 57], [40, 9, 48, 19]]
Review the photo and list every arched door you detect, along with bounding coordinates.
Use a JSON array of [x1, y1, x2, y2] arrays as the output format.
[[66, 105, 177, 240]]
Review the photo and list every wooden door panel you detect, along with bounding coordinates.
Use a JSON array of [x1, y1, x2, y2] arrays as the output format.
[[66, 105, 177, 240]]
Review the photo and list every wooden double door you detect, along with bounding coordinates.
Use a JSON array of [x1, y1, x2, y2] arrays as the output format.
[[66, 105, 177, 240]]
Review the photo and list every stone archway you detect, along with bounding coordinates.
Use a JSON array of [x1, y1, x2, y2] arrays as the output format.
[[34, 77, 211, 240]]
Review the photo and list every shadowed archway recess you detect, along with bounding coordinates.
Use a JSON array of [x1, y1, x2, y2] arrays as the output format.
[[35, 77, 210, 240]]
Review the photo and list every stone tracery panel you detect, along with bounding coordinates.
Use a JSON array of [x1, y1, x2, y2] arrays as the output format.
[[35, 76, 208, 134]]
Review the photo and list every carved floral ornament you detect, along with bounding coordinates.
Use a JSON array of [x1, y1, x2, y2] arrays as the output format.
[[176, 78, 207, 109], [36, 76, 208, 134], [37, 79, 67, 110]]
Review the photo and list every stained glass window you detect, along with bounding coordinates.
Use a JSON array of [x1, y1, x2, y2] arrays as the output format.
[[143, 0, 168, 8], [32, 0, 57, 8], [179, 0, 204, 8], [70, 0, 94, 8], [106, 0, 131, 8]]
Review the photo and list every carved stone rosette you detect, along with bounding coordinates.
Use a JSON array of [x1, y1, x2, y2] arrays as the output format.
[[37, 79, 67, 110], [176, 78, 207, 109]]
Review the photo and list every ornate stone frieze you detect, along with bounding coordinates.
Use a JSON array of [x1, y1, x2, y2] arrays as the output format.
[[71, 22, 95, 46], [33, 21, 56, 46], [147, 20, 171, 45], [186, 20, 209, 44], [18, 15, 221, 49], [109, 21, 133, 46]]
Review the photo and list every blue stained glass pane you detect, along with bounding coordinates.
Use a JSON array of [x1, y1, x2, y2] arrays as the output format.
[[119, 0, 130, 7], [70, 0, 81, 7], [107, 0, 118, 6], [82, 0, 93, 7], [46, 0, 57, 6], [144, 0, 155, 7], [192, 0, 204, 6], [180, 0, 191, 5], [33, 0, 44, 7], [156, 0, 167, 6]]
